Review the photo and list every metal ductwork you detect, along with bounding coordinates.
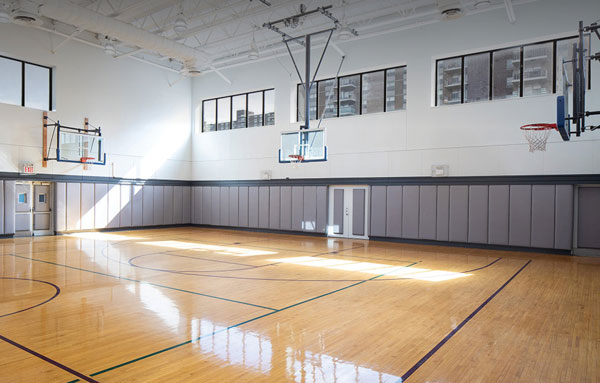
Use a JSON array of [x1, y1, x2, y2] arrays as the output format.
[[39, 0, 209, 72]]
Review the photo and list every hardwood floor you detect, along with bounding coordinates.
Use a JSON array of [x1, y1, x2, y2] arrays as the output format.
[[1, 227, 598, 382]]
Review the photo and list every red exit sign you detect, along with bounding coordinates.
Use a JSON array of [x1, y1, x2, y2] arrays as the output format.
[[22, 164, 35, 175]]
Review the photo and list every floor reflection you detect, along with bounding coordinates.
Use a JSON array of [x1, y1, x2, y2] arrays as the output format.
[[139, 241, 277, 257]]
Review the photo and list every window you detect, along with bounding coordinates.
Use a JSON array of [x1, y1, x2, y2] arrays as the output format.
[[361, 71, 385, 114], [297, 65, 406, 121], [232, 94, 246, 129], [464, 53, 490, 103], [339, 75, 360, 116], [436, 36, 591, 106], [317, 79, 338, 119], [201, 88, 274, 132], [217, 97, 231, 130], [0, 55, 52, 111], [39, 194, 46, 203], [386, 67, 406, 111], [18, 193, 27, 204], [202, 99, 216, 132]]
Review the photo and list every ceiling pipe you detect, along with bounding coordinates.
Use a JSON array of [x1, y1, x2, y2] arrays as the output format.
[[39, 0, 209, 72]]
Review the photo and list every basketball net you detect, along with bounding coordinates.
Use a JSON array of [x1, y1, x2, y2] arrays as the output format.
[[520, 123, 556, 152]]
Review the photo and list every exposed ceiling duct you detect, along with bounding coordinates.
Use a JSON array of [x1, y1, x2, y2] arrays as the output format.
[[39, 0, 209, 73], [10, 0, 43, 26]]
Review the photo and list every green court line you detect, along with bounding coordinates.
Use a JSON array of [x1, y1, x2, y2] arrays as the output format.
[[5, 253, 277, 312], [65, 262, 418, 382]]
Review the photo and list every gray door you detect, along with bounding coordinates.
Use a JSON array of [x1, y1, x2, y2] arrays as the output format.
[[577, 186, 600, 250], [328, 186, 369, 239], [15, 183, 32, 234], [33, 184, 52, 234]]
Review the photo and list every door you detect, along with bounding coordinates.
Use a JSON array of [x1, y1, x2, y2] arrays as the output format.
[[575, 186, 600, 255], [15, 183, 32, 236], [33, 184, 53, 235], [328, 186, 369, 239]]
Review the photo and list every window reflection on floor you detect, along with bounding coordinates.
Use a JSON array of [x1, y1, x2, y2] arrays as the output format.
[[139, 241, 277, 257]]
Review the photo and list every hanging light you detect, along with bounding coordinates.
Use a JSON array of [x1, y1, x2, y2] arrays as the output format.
[[248, 36, 259, 60], [173, 12, 187, 35], [337, 25, 353, 40]]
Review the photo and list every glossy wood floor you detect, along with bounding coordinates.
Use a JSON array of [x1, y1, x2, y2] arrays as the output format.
[[1, 227, 598, 382]]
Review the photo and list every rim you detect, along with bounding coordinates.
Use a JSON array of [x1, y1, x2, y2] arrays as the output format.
[[520, 123, 557, 131]]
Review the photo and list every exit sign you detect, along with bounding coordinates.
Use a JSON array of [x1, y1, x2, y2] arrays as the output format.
[[22, 163, 35, 175]]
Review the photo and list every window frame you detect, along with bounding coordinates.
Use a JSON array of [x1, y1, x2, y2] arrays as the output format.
[[296, 65, 407, 122], [201, 88, 274, 133], [0, 54, 53, 111], [434, 35, 592, 106]]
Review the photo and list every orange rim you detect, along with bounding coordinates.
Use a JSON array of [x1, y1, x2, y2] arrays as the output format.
[[520, 123, 557, 131]]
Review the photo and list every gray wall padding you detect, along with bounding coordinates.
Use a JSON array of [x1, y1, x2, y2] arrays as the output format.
[[193, 187, 202, 224], [164, 186, 174, 225], [238, 186, 249, 227], [386, 186, 402, 238], [436, 185, 449, 241], [303, 186, 317, 232], [248, 186, 259, 228], [229, 187, 239, 227], [488, 185, 509, 245], [107, 184, 120, 228], [211, 186, 220, 226], [468, 185, 488, 244], [419, 185, 437, 240], [131, 185, 143, 227], [4, 181, 15, 234], [291, 186, 303, 231], [316, 186, 328, 234], [509, 185, 532, 247], [259, 186, 270, 229], [120, 184, 132, 227], [577, 187, 600, 249], [280, 186, 292, 230], [531, 185, 555, 249], [554, 185, 573, 250], [201, 186, 211, 225], [182, 187, 191, 224], [153, 186, 164, 226], [269, 186, 280, 230], [333, 189, 344, 235], [220, 187, 229, 226], [402, 186, 419, 239], [370, 186, 386, 237], [449, 185, 468, 243], [94, 183, 107, 229], [66, 183, 81, 231], [55, 182, 66, 232], [142, 185, 154, 226], [173, 186, 184, 224]]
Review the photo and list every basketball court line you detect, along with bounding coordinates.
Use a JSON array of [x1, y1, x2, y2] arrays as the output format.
[[64, 261, 420, 383], [399, 260, 532, 382], [2, 254, 278, 311], [0, 277, 61, 318], [0, 334, 98, 383]]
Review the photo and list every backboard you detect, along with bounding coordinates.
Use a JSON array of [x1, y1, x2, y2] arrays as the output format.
[[57, 127, 106, 165], [279, 129, 327, 163]]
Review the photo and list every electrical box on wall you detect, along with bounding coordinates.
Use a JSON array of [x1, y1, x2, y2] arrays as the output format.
[[431, 164, 449, 177], [261, 170, 272, 180]]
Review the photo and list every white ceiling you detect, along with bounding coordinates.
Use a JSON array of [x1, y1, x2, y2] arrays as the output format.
[[7, 0, 533, 75]]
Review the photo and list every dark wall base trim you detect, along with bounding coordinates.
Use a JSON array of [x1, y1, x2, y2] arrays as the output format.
[[190, 224, 328, 238], [369, 236, 572, 255], [0, 234, 15, 239], [55, 224, 193, 235]]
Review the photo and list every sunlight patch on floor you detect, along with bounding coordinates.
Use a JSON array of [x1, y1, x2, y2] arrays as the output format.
[[66, 232, 145, 241], [138, 241, 277, 256]]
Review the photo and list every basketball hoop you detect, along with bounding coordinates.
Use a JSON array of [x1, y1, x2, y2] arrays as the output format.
[[520, 123, 557, 152], [288, 154, 304, 168]]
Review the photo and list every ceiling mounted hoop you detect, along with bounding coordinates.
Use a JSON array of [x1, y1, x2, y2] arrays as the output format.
[[288, 154, 304, 168], [520, 123, 557, 152]]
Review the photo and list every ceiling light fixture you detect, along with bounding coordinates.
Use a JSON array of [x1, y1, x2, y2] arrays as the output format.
[[337, 25, 353, 40], [173, 13, 187, 35], [474, 0, 492, 9], [248, 32, 259, 60]]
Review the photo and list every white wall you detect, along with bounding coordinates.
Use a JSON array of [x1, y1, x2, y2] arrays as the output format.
[[0, 23, 193, 180], [191, 0, 600, 180]]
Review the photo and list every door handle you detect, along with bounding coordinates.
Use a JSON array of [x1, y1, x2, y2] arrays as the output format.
[[345, 207, 349, 215]]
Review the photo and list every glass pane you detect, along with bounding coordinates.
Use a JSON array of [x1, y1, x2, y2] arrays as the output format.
[[556, 37, 589, 94], [281, 132, 299, 160], [24, 64, 50, 110], [216, 97, 231, 130], [361, 71, 384, 114], [339, 75, 360, 116], [523, 42, 553, 97], [264, 89, 275, 126], [317, 79, 338, 119], [464, 53, 490, 103], [247, 92, 263, 127], [0, 57, 22, 106], [232, 95, 246, 129], [437, 58, 462, 105], [297, 84, 317, 122], [202, 99, 216, 132], [492, 47, 520, 100], [385, 67, 406, 111], [302, 130, 324, 160]]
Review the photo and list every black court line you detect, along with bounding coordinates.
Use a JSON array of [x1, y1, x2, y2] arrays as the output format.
[[0, 334, 98, 383], [462, 257, 502, 273], [400, 259, 531, 382], [0, 277, 61, 318], [64, 261, 419, 383], [3, 254, 277, 312]]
